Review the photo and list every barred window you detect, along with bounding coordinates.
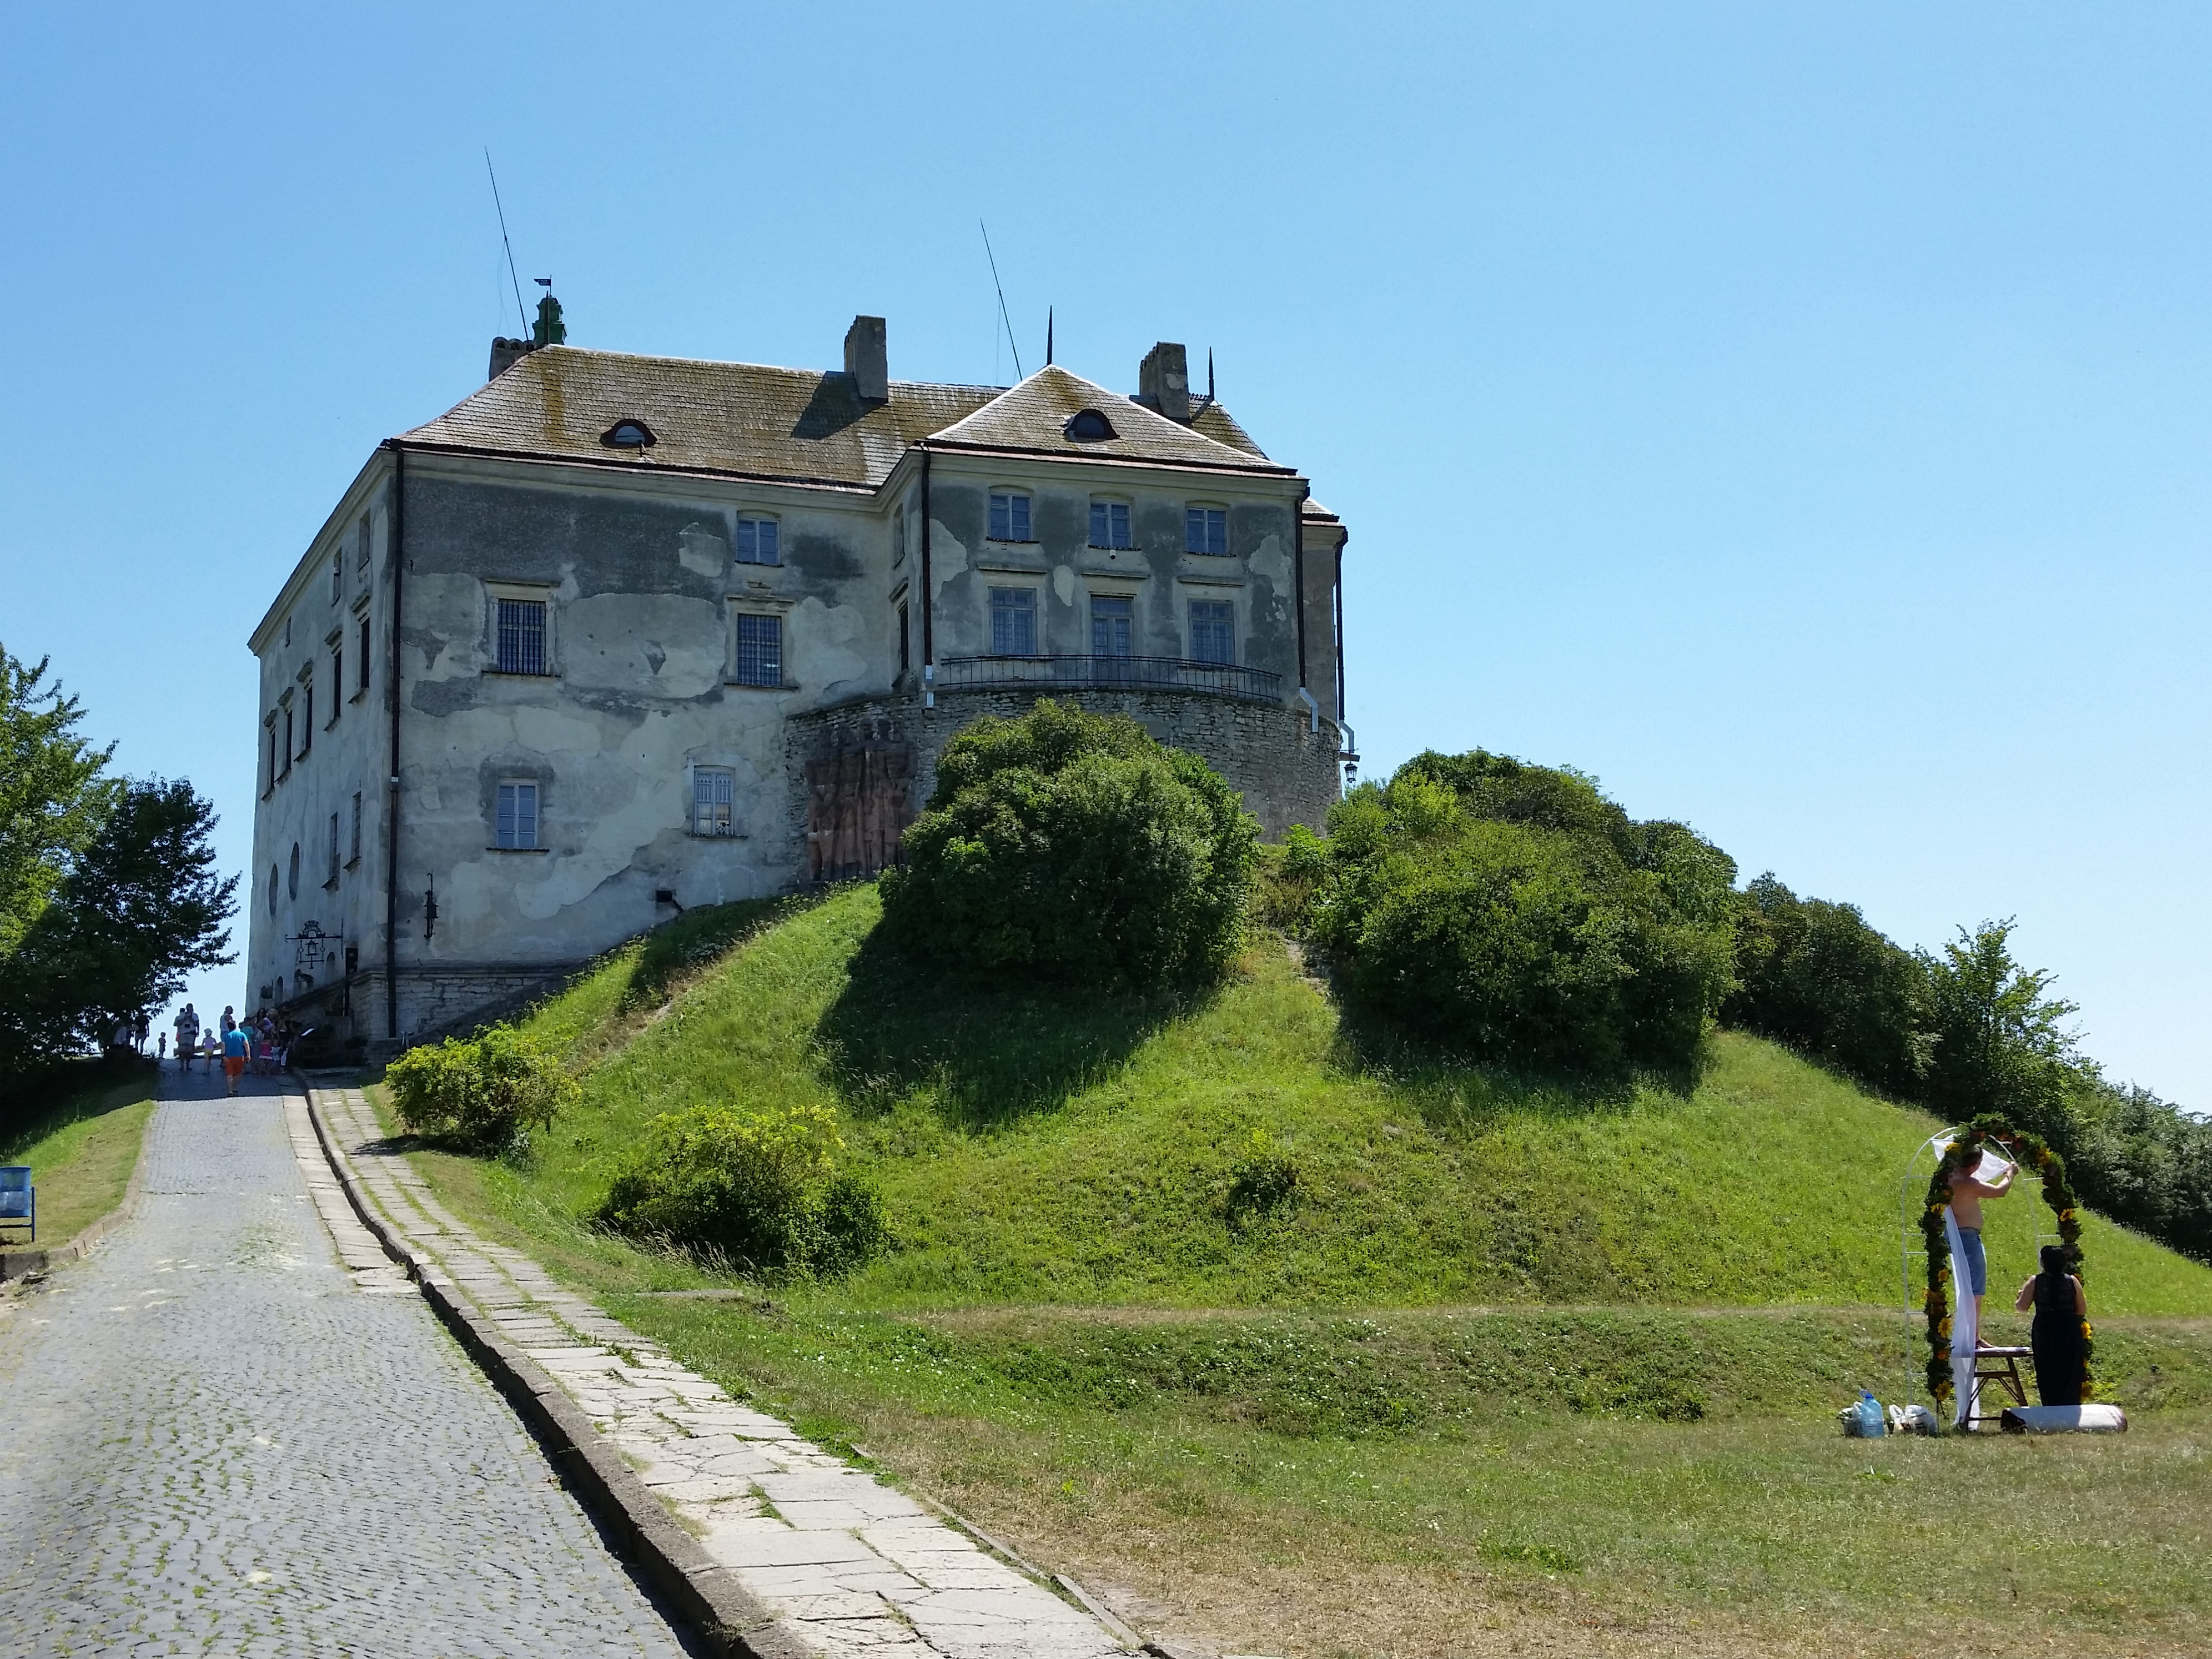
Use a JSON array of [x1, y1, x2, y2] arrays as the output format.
[[1185, 506, 1228, 556], [1189, 600, 1235, 665], [988, 491, 1031, 542], [733, 614, 783, 687], [692, 767, 736, 836], [736, 516, 780, 566], [496, 782, 539, 850], [989, 587, 1036, 656], [496, 598, 547, 675], [1088, 500, 1132, 549]]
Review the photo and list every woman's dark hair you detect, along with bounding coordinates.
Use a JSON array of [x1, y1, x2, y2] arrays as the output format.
[[2040, 1244, 2070, 1275]]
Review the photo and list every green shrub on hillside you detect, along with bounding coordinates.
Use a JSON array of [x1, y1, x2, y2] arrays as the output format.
[[387, 1024, 576, 1150], [879, 700, 1258, 989], [1301, 753, 1736, 1073], [1726, 874, 1931, 1097], [596, 1100, 886, 1276]]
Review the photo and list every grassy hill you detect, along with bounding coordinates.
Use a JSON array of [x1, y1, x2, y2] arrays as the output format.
[[502, 883, 2209, 1318], [388, 885, 2212, 1657]]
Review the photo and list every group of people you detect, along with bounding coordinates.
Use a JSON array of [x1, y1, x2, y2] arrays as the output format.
[[165, 1003, 299, 1096], [1948, 1151, 2090, 1408]]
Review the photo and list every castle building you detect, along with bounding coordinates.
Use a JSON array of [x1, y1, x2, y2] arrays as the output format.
[[247, 303, 1351, 1053]]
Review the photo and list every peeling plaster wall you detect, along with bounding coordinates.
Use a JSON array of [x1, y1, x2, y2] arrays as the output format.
[[922, 459, 1305, 691], [385, 467, 892, 1017], [247, 483, 394, 1022], [251, 436, 1345, 1051]]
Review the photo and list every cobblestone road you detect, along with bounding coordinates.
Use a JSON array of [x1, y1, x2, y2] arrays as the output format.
[[0, 1068, 692, 1659]]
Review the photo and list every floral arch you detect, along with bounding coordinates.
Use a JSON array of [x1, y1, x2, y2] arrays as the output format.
[[1921, 1115, 2094, 1411]]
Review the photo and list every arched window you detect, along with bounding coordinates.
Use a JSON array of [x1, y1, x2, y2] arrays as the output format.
[[1064, 409, 1117, 443], [601, 418, 657, 449], [288, 843, 300, 899]]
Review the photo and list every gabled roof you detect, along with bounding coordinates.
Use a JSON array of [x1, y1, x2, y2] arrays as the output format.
[[398, 348, 1290, 491], [923, 365, 1292, 476]]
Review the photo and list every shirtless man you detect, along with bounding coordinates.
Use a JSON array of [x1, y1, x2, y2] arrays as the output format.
[[1949, 1147, 2017, 1342]]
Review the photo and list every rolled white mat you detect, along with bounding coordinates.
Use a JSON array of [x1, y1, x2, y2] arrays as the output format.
[[1999, 1404, 2128, 1434]]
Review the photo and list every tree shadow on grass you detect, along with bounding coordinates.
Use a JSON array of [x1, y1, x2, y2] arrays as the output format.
[[1325, 993, 1708, 1140], [0, 1058, 157, 1154], [610, 893, 830, 1017], [813, 928, 1208, 1132]]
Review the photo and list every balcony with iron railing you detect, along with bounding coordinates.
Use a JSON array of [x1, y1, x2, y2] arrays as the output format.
[[933, 653, 1284, 706]]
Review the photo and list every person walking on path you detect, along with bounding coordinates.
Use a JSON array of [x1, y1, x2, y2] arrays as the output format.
[[173, 1004, 200, 1070], [219, 1019, 250, 1097], [1948, 1150, 2017, 1340], [2014, 1244, 2089, 1406]]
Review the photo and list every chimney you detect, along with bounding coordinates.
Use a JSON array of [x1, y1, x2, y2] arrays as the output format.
[[487, 337, 533, 381], [844, 315, 888, 403], [1140, 342, 1190, 423]]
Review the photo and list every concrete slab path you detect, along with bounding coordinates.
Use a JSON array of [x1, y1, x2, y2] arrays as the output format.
[[310, 1085, 1127, 1659], [0, 1066, 695, 1658]]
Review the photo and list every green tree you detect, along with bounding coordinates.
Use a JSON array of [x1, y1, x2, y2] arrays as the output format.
[[1726, 874, 1931, 1096], [880, 700, 1258, 989], [1304, 752, 1737, 1073], [0, 646, 115, 955], [0, 778, 236, 1072], [1922, 919, 2078, 1147]]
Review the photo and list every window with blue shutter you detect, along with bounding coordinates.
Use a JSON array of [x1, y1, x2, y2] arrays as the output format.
[[1088, 501, 1132, 549], [736, 516, 780, 565], [496, 782, 539, 849], [988, 491, 1032, 542], [1184, 507, 1228, 556]]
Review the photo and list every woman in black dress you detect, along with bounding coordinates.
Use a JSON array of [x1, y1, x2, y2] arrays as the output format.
[[2013, 1244, 2088, 1406]]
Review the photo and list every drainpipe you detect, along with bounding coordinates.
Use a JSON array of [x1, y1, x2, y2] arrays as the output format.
[[919, 449, 935, 708], [1293, 484, 1309, 693], [384, 443, 405, 1043], [1334, 531, 1349, 727]]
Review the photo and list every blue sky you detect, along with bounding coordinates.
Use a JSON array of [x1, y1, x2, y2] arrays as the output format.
[[3, 4, 2205, 1105]]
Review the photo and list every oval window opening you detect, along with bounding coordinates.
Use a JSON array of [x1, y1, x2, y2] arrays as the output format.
[[1063, 409, 1117, 443]]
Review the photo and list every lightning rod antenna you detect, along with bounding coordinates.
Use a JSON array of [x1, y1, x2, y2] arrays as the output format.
[[485, 149, 529, 338], [1047, 306, 1054, 366], [979, 220, 1023, 380]]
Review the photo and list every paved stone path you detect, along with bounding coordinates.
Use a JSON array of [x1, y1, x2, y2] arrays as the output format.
[[0, 1068, 694, 1658], [312, 1085, 1125, 1659]]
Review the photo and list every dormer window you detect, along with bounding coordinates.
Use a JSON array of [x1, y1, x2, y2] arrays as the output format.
[[1064, 408, 1117, 443], [601, 418, 656, 449]]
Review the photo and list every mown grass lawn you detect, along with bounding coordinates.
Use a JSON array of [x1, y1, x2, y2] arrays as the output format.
[[374, 886, 2212, 1657], [0, 1062, 157, 1247]]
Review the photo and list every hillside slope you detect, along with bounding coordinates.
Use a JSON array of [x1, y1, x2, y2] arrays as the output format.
[[506, 886, 2211, 1316]]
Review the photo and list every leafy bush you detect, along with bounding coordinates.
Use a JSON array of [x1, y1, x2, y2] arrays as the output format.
[[1725, 874, 1931, 1097], [596, 1100, 886, 1276], [1224, 1128, 1305, 1224], [386, 1024, 577, 1150], [1300, 752, 1737, 1073], [879, 700, 1258, 989]]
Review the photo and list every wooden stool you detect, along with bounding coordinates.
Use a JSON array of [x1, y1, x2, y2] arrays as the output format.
[[1969, 1345, 2033, 1424]]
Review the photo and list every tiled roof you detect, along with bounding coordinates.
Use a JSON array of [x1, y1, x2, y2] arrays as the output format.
[[399, 349, 1289, 490], [925, 365, 1291, 475]]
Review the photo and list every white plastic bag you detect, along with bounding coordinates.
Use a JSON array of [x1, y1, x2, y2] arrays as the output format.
[[1887, 1402, 1937, 1436]]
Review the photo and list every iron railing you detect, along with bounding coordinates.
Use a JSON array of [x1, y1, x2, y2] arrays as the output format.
[[934, 653, 1283, 705]]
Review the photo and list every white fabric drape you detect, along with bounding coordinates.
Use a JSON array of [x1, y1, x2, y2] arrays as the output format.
[[1944, 1205, 1979, 1428]]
